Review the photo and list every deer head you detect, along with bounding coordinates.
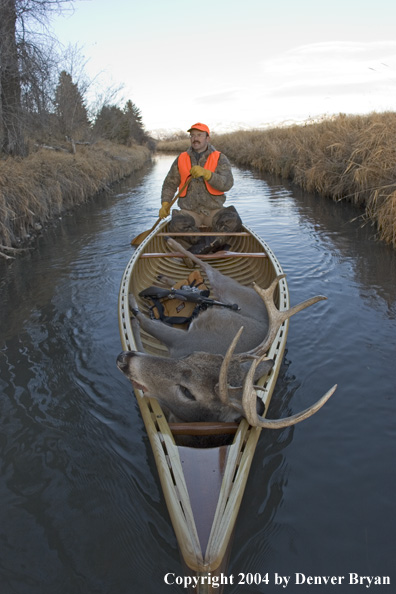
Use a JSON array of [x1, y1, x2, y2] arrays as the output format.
[[116, 349, 275, 423]]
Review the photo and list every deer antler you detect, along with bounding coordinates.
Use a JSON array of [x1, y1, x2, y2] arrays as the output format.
[[217, 326, 244, 404], [218, 276, 335, 425], [240, 276, 327, 360], [242, 354, 337, 427], [217, 277, 327, 406]]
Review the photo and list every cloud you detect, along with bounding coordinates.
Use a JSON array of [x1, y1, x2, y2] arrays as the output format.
[[146, 40, 396, 132], [248, 40, 396, 114], [195, 90, 240, 105], [268, 79, 393, 99], [260, 40, 396, 87]]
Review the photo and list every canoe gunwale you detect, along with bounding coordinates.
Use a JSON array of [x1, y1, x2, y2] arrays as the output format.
[[118, 219, 290, 574]]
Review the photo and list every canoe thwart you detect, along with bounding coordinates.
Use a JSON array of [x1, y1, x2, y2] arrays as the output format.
[[169, 422, 240, 436], [156, 232, 251, 237], [140, 251, 268, 259]]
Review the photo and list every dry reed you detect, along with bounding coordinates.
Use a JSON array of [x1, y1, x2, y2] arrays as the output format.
[[0, 141, 150, 255], [157, 112, 396, 248]]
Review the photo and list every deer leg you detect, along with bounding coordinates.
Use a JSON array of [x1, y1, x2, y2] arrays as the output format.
[[129, 294, 186, 348], [166, 237, 238, 297], [130, 317, 145, 352], [156, 274, 176, 287], [167, 237, 214, 274]]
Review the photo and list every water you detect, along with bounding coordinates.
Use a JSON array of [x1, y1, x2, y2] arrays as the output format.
[[0, 154, 395, 593]]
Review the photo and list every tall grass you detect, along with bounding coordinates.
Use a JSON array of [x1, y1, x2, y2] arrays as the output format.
[[158, 112, 396, 248], [0, 141, 150, 255]]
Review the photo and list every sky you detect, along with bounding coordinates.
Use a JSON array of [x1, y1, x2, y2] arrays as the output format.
[[51, 0, 396, 135]]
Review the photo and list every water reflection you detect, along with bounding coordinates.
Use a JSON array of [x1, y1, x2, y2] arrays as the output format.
[[0, 154, 395, 593], [241, 168, 396, 314]]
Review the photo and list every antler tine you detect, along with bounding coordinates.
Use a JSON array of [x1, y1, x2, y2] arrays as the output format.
[[242, 357, 337, 428], [241, 276, 327, 360], [217, 326, 244, 404]]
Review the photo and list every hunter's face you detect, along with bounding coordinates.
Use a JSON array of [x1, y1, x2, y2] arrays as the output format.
[[189, 130, 209, 153]]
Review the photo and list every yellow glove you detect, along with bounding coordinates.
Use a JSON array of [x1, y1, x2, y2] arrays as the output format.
[[190, 166, 212, 181], [159, 201, 171, 218]]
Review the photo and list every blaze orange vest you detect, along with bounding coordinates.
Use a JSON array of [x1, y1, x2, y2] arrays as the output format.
[[177, 151, 224, 197]]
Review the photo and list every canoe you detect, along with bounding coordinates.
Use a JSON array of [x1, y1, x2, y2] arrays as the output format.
[[118, 220, 290, 591]]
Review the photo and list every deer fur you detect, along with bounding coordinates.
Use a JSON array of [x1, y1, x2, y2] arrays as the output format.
[[117, 238, 336, 425]]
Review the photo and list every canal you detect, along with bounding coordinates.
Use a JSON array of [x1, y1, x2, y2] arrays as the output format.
[[0, 154, 395, 593]]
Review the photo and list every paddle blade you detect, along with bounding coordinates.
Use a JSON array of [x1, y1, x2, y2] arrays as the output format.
[[131, 228, 151, 246], [131, 216, 163, 246]]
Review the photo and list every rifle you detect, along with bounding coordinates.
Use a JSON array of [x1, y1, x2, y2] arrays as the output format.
[[139, 285, 240, 311]]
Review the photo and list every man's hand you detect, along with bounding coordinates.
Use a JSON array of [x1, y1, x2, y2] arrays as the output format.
[[190, 166, 212, 181], [159, 201, 171, 218]]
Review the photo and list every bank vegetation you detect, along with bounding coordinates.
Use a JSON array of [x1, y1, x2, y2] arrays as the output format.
[[158, 111, 396, 249], [0, 142, 150, 259]]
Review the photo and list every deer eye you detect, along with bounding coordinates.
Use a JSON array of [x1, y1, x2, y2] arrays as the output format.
[[179, 385, 196, 401]]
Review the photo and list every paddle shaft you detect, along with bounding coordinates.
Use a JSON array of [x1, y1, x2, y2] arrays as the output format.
[[130, 176, 192, 246]]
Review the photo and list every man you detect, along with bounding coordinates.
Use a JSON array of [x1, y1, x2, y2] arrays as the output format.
[[159, 122, 242, 253]]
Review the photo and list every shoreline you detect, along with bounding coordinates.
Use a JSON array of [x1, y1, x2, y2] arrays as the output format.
[[157, 111, 396, 249], [0, 141, 151, 260]]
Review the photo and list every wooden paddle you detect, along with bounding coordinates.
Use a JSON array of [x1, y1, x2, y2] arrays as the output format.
[[130, 176, 192, 246]]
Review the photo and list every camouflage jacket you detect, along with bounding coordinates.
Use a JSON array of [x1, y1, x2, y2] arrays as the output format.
[[161, 144, 234, 215]]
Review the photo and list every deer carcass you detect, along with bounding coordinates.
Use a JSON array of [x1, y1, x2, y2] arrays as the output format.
[[117, 238, 336, 426]]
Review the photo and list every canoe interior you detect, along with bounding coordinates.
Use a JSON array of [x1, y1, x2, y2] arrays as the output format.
[[126, 223, 285, 358], [118, 220, 290, 582]]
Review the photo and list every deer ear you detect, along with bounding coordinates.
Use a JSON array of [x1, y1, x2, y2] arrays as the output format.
[[240, 358, 274, 381], [253, 358, 274, 380]]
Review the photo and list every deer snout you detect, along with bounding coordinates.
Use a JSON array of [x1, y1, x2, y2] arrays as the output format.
[[116, 350, 138, 372]]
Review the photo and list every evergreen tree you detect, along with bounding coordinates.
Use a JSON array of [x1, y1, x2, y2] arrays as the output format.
[[92, 105, 125, 142], [92, 100, 148, 146], [54, 70, 89, 140], [124, 100, 147, 144]]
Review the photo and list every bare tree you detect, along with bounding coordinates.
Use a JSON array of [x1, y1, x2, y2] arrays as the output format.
[[87, 80, 125, 123], [0, 0, 27, 155], [0, 0, 74, 155]]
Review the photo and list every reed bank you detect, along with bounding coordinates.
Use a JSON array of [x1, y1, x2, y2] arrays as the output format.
[[0, 141, 151, 260], [158, 111, 396, 250]]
